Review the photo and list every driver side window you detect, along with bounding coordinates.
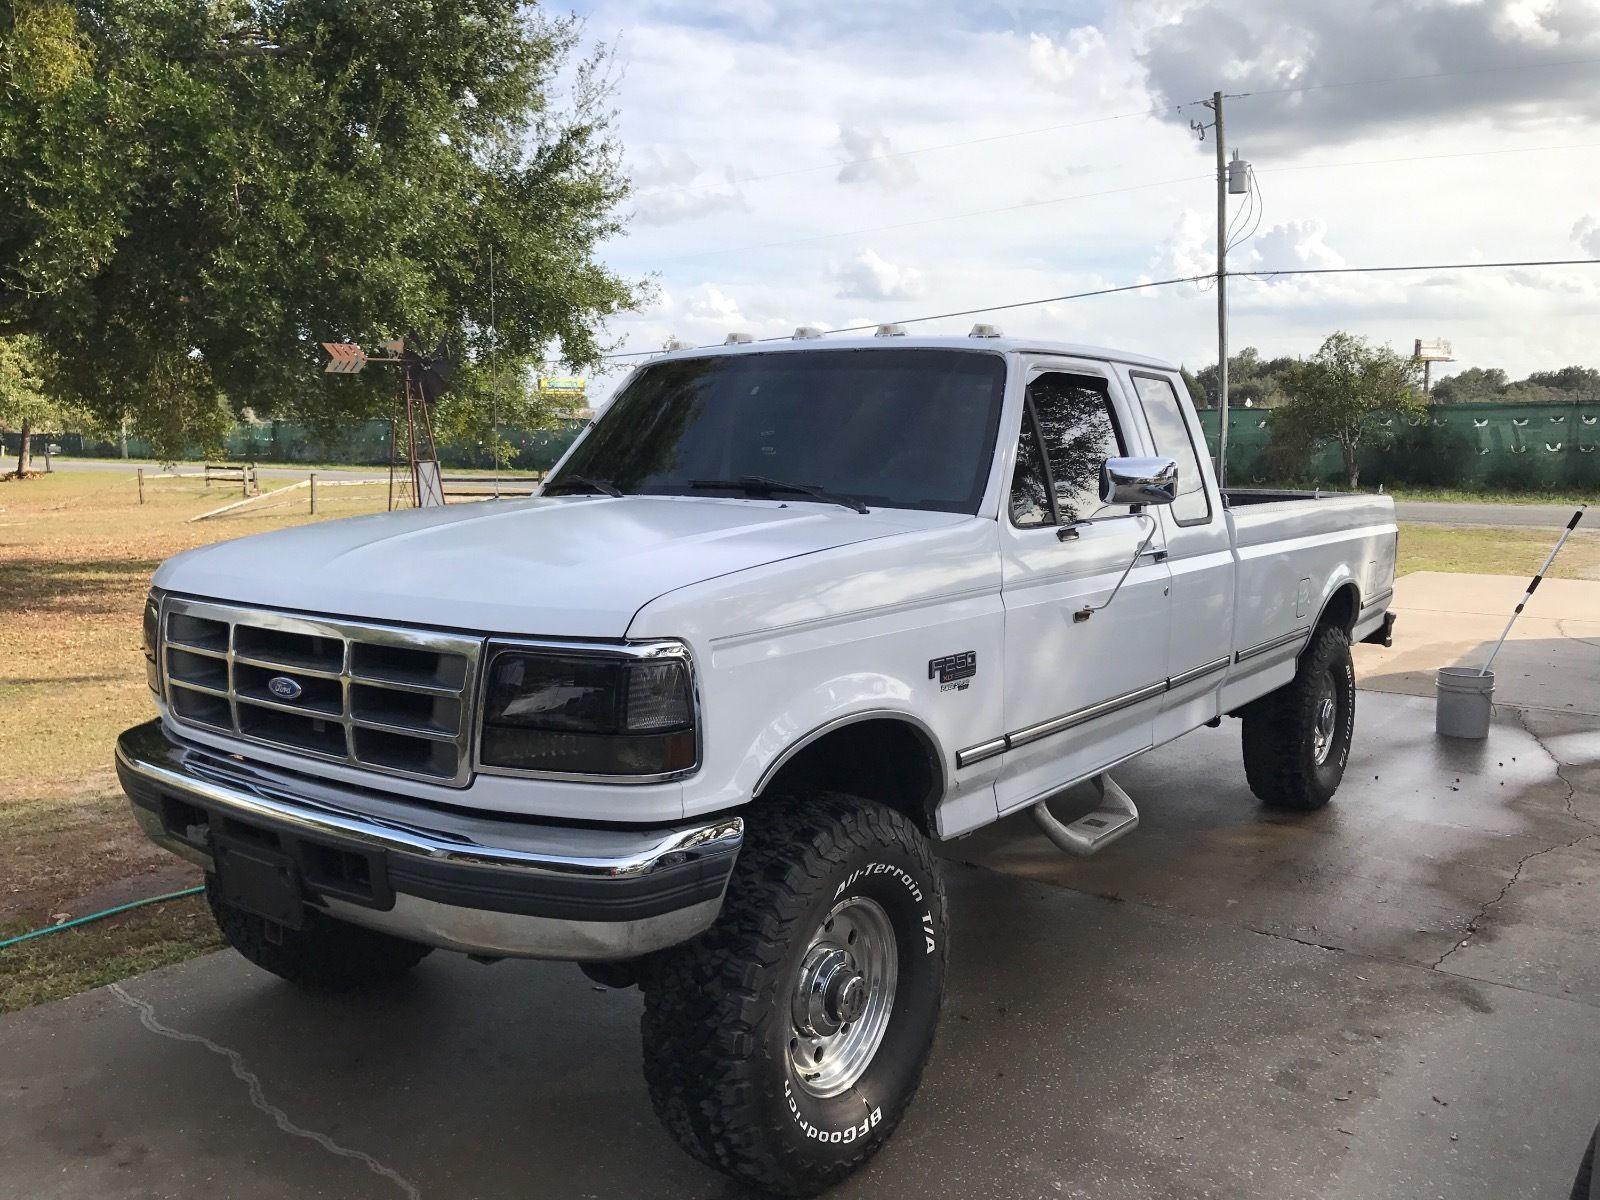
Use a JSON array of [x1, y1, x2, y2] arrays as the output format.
[[1008, 372, 1126, 527]]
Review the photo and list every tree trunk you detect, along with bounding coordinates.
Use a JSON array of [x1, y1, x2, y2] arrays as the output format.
[[15, 419, 31, 477], [1341, 440, 1359, 490]]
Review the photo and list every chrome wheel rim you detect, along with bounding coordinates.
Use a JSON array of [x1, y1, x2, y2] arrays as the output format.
[[788, 895, 898, 1098], [1312, 673, 1338, 766]]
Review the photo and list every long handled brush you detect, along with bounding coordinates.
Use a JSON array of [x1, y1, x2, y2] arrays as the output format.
[[1478, 506, 1587, 677]]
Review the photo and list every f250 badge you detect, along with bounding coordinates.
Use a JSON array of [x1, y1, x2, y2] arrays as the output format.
[[928, 651, 977, 692]]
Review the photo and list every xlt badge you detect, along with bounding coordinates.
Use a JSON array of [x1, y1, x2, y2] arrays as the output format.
[[928, 651, 977, 692]]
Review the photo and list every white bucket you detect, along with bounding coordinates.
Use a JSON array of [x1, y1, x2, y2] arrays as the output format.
[[1436, 667, 1494, 739]]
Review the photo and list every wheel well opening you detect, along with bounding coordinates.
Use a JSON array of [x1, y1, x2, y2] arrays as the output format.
[[757, 719, 942, 834], [1317, 583, 1360, 634]]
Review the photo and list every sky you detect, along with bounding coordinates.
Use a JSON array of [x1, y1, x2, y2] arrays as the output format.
[[563, 0, 1600, 398]]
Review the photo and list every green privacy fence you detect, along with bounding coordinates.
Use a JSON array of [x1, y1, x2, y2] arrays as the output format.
[[5, 417, 589, 472], [10, 402, 1599, 492], [1195, 399, 1600, 491]]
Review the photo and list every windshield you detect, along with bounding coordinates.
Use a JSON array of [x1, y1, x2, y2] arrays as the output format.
[[549, 348, 1008, 514]]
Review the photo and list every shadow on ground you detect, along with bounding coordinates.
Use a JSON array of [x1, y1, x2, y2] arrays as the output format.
[[3, 692, 1597, 1200]]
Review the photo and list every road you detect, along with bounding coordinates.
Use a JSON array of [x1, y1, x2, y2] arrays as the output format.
[[1392, 500, 1580, 528], [4, 688, 1598, 1200]]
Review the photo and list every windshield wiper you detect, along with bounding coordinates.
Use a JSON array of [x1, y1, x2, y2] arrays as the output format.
[[689, 475, 869, 514], [543, 474, 622, 498]]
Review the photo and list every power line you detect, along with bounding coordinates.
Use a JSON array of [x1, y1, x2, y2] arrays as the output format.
[[601, 273, 1214, 360], [601, 257, 1600, 362], [634, 55, 1600, 205], [1228, 53, 1600, 100], [644, 140, 1598, 266], [1261, 140, 1600, 177], [1237, 257, 1600, 282]]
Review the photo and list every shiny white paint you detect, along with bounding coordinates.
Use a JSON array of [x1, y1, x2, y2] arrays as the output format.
[[150, 338, 1397, 837]]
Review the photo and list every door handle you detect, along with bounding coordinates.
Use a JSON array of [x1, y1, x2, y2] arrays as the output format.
[[1139, 548, 1169, 563]]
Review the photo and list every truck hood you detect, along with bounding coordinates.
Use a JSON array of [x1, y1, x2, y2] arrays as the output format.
[[154, 495, 952, 638]]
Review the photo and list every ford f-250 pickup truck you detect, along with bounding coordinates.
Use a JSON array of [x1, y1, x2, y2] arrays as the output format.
[[118, 330, 1396, 1195]]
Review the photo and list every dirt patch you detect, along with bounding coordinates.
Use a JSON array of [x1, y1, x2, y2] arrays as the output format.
[[0, 470, 394, 1011]]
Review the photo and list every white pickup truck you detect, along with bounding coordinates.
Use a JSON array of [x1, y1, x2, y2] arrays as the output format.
[[119, 331, 1396, 1195]]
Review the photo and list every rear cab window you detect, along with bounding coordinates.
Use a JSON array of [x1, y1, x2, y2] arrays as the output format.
[[1129, 372, 1211, 526]]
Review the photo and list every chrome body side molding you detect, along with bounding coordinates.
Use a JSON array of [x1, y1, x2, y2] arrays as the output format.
[[1234, 626, 1310, 664], [954, 656, 1233, 768]]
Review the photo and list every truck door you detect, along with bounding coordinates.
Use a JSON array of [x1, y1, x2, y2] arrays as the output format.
[[1121, 368, 1235, 744], [994, 363, 1172, 816]]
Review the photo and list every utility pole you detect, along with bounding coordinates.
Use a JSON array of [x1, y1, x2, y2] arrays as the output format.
[[1212, 91, 1230, 491], [1195, 91, 1249, 492]]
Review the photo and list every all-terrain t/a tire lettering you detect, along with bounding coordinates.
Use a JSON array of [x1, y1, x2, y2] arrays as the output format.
[[640, 792, 947, 1196]]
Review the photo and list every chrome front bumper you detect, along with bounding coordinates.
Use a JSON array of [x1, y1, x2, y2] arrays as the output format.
[[115, 720, 743, 961]]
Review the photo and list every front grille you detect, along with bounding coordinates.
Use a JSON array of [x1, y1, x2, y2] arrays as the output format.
[[160, 597, 483, 787]]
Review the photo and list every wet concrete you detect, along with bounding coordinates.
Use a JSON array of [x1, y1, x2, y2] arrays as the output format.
[[3, 691, 1598, 1199], [959, 692, 1600, 1003]]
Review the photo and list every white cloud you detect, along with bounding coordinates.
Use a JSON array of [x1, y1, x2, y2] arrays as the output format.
[[1247, 219, 1346, 272], [578, 0, 1600, 391], [1138, 0, 1600, 151], [1573, 214, 1600, 256], [831, 249, 926, 301], [1152, 208, 1213, 278], [834, 126, 918, 191], [629, 146, 747, 226], [1026, 28, 1108, 87]]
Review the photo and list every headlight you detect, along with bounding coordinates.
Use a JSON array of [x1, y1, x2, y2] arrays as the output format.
[[143, 588, 163, 697], [478, 646, 697, 778]]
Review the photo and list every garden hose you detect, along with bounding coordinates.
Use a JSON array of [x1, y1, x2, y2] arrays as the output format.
[[0, 886, 204, 951]]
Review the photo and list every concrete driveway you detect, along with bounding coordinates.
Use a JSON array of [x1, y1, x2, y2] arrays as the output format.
[[4, 687, 1598, 1200]]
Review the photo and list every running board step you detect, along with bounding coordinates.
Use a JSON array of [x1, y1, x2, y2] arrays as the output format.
[[1031, 773, 1140, 857]]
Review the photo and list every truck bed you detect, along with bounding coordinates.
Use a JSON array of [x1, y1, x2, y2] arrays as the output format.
[[1218, 489, 1398, 712]]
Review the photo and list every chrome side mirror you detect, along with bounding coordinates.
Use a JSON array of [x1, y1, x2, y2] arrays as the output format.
[[1101, 456, 1178, 508]]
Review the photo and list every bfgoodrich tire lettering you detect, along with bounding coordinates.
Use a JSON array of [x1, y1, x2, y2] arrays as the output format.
[[640, 792, 947, 1196], [1241, 623, 1356, 811]]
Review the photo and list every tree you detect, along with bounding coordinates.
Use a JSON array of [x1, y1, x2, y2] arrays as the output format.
[[1194, 346, 1296, 410], [1429, 366, 1507, 405], [1272, 332, 1423, 490], [1523, 366, 1600, 395], [0, 0, 642, 457], [0, 334, 90, 475], [1178, 366, 1207, 409], [430, 361, 582, 469]]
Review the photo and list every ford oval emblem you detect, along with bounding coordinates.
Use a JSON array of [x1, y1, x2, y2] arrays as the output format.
[[267, 675, 304, 701]]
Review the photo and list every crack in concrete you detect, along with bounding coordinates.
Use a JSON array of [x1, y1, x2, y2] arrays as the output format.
[[109, 983, 421, 1200], [1430, 831, 1600, 970], [1556, 619, 1600, 652], [1513, 707, 1598, 830], [1432, 710, 1599, 970]]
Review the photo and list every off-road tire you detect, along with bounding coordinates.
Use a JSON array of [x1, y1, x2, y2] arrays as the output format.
[[205, 877, 431, 991], [640, 792, 947, 1196], [1573, 1124, 1596, 1200], [1241, 623, 1356, 810]]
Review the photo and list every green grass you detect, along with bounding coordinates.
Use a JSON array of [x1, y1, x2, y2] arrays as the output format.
[[1397, 522, 1600, 579], [0, 897, 223, 1014]]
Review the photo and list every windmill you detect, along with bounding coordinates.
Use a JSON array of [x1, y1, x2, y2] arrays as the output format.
[[321, 337, 453, 509]]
